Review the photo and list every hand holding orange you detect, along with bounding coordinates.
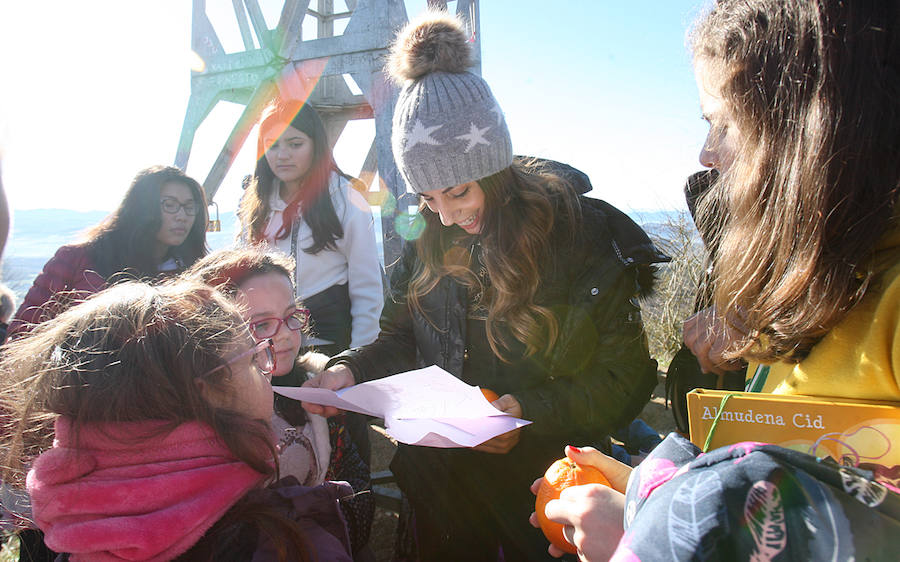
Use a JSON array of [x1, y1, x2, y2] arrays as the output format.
[[535, 456, 610, 554]]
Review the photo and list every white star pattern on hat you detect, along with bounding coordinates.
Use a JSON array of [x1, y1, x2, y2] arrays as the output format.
[[456, 123, 492, 153], [404, 119, 443, 152]]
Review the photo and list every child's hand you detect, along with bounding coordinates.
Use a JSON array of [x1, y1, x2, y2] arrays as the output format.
[[301, 365, 355, 417], [528, 446, 632, 560], [683, 306, 746, 375], [562, 446, 631, 493]]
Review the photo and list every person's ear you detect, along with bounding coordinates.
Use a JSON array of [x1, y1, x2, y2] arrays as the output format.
[[194, 376, 227, 409]]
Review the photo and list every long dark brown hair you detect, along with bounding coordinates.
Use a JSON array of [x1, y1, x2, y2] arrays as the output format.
[[691, 0, 900, 362], [86, 165, 208, 279], [0, 280, 312, 561], [239, 99, 352, 255], [409, 157, 581, 360]]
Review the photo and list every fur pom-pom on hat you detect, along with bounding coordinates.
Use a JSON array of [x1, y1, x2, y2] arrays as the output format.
[[389, 9, 512, 193], [388, 10, 471, 83]]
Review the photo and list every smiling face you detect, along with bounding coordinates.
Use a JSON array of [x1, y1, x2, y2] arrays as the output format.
[[236, 271, 301, 378], [155, 181, 196, 259], [695, 58, 741, 174], [263, 124, 315, 195], [418, 181, 486, 234]]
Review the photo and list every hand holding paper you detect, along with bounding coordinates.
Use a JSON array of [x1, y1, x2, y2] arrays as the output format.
[[301, 365, 356, 417], [472, 393, 523, 454], [276, 365, 531, 448]]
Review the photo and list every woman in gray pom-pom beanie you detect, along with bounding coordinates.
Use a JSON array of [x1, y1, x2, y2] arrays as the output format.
[[303, 9, 667, 561]]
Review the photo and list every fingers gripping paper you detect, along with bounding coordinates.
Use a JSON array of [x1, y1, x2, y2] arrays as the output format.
[[274, 365, 531, 448]]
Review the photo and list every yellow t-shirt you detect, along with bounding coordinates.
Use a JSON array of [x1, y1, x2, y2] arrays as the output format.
[[745, 225, 900, 400]]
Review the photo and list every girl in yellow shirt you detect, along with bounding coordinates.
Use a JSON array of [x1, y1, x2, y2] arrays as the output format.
[[684, 1, 900, 402]]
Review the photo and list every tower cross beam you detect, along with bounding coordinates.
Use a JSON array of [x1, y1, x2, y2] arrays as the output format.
[[175, 0, 481, 273]]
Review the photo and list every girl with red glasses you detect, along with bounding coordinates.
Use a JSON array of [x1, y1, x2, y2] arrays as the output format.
[[186, 245, 375, 558]]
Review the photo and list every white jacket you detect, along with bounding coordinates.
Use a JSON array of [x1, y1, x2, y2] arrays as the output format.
[[264, 172, 384, 348]]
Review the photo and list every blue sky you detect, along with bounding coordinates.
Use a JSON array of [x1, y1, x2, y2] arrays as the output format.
[[0, 0, 709, 214]]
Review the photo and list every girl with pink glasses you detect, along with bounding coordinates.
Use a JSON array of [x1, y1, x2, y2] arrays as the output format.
[[186, 246, 375, 558], [0, 279, 351, 561]]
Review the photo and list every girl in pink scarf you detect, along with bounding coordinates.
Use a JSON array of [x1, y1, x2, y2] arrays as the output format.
[[0, 280, 352, 561]]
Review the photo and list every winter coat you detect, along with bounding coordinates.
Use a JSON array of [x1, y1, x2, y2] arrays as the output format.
[[322, 180, 668, 559], [42, 479, 354, 562], [331, 195, 667, 441], [9, 242, 193, 339], [326, 191, 666, 559], [8, 244, 104, 337], [27, 418, 353, 562], [274, 364, 375, 555]]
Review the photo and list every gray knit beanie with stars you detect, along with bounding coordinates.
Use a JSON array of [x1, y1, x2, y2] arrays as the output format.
[[388, 10, 513, 194]]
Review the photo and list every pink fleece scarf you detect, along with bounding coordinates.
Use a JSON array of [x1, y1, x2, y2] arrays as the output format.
[[27, 417, 267, 561]]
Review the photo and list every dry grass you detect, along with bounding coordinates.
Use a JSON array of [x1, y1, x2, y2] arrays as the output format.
[[0, 534, 18, 562], [641, 212, 705, 370]]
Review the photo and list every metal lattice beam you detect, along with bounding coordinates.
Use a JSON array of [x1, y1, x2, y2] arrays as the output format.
[[175, 0, 481, 272]]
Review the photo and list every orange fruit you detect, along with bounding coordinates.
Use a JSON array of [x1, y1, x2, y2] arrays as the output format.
[[481, 388, 500, 402], [535, 457, 610, 554]]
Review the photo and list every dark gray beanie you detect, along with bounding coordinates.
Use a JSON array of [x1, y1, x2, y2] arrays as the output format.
[[388, 11, 513, 194]]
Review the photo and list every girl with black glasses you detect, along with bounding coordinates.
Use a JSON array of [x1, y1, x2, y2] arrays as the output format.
[[9, 165, 208, 337]]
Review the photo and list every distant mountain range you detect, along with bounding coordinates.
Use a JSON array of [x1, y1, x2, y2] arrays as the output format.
[[2, 207, 689, 300]]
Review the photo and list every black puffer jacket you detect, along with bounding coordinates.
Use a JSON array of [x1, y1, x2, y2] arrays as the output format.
[[329, 195, 667, 440]]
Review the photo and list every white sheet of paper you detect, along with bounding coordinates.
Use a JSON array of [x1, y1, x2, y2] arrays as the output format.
[[386, 416, 532, 448], [273, 365, 532, 448]]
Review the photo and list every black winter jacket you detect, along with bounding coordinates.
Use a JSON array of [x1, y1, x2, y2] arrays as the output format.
[[329, 195, 667, 441]]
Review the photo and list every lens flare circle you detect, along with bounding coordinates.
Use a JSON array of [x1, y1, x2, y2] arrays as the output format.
[[395, 211, 425, 240]]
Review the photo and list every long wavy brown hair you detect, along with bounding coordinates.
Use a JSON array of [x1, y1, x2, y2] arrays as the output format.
[[409, 158, 581, 360], [691, 0, 900, 362], [0, 280, 313, 561]]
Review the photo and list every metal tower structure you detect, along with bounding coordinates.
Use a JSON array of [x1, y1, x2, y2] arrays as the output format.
[[175, 0, 481, 271]]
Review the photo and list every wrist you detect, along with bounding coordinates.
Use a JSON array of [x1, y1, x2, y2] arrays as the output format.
[[334, 367, 356, 388], [325, 357, 361, 384]]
